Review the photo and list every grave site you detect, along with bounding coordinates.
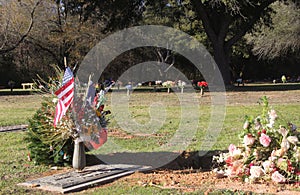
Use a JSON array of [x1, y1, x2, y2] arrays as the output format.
[[1, 1, 299, 194], [1, 83, 300, 194]]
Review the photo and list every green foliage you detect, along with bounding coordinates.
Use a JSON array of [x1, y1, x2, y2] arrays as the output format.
[[25, 66, 75, 166], [25, 96, 75, 166], [246, 1, 300, 59]]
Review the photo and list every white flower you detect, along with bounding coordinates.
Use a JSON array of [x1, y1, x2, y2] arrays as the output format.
[[268, 109, 277, 121], [243, 134, 255, 146], [267, 119, 275, 128], [278, 126, 289, 137], [294, 148, 300, 162], [262, 160, 273, 173], [52, 98, 58, 103], [281, 138, 290, 152], [287, 136, 299, 145], [232, 148, 242, 157], [271, 171, 286, 183], [250, 166, 264, 178], [243, 121, 249, 129], [254, 117, 262, 130], [228, 144, 237, 155]]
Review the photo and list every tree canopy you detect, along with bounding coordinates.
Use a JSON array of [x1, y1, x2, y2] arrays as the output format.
[[0, 0, 299, 86], [246, 1, 300, 59]]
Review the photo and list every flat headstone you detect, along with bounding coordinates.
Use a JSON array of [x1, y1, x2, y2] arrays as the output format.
[[0, 125, 27, 132], [18, 164, 151, 194]]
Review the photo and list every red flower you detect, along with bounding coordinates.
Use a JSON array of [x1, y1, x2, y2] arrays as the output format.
[[262, 129, 267, 134], [197, 81, 208, 88], [257, 131, 261, 136], [225, 156, 233, 166]]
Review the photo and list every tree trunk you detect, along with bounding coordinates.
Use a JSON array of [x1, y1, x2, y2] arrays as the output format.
[[213, 45, 232, 86]]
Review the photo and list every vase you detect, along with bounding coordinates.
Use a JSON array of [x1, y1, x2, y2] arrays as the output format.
[[72, 139, 86, 170], [200, 88, 204, 96]]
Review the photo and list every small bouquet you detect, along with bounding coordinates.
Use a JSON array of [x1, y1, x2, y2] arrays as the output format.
[[197, 81, 208, 96]]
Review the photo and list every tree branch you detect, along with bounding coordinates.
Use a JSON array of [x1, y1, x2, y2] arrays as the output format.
[[0, 0, 41, 55], [190, 0, 218, 43], [225, 0, 276, 49]]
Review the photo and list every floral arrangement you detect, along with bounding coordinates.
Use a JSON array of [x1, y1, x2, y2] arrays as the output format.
[[162, 80, 175, 93], [26, 66, 111, 165], [213, 96, 300, 183], [197, 81, 208, 95]]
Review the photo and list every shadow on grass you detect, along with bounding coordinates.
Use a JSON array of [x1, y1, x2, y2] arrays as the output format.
[[0, 90, 38, 96], [227, 83, 300, 92], [86, 150, 227, 172]]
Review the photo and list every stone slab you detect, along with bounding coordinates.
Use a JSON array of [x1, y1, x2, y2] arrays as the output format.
[[18, 164, 152, 194], [0, 124, 27, 132]]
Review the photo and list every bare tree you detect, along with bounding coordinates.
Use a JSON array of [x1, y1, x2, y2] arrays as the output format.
[[0, 0, 41, 54]]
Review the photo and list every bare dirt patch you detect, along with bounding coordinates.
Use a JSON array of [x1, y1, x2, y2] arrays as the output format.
[[117, 169, 300, 194]]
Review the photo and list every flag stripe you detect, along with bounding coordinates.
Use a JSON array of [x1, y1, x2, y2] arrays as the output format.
[[55, 78, 74, 97], [58, 86, 74, 102], [53, 67, 74, 127]]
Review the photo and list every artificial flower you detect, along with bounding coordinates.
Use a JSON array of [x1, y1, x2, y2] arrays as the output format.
[[281, 138, 290, 152], [225, 160, 243, 177], [212, 97, 300, 183], [294, 148, 300, 162], [228, 144, 237, 155], [262, 160, 273, 173], [243, 134, 255, 146], [288, 123, 297, 132], [243, 121, 249, 129], [287, 136, 299, 145], [254, 118, 262, 130], [271, 171, 286, 183], [268, 109, 277, 121], [250, 166, 264, 178], [278, 126, 289, 137], [259, 133, 271, 147]]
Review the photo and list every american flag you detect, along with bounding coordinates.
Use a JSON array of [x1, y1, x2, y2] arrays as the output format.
[[53, 67, 74, 127]]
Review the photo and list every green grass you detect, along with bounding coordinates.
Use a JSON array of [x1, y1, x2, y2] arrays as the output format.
[[0, 95, 43, 126], [0, 132, 50, 195], [0, 92, 300, 194]]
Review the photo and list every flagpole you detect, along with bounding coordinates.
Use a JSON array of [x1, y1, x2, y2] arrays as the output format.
[[64, 57, 67, 68]]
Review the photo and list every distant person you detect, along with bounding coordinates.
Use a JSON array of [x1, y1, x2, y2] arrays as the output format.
[[8, 80, 15, 92], [281, 75, 287, 83], [237, 71, 244, 86], [125, 82, 133, 96]]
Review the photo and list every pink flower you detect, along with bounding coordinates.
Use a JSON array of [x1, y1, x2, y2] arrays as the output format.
[[243, 134, 255, 146], [260, 133, 271, 147], [228, 144, 236, 155], [250, 166, 264, 178], [271, 171, 286, 183], [225, 160, 243, 177], [243, 121, 249, 129]]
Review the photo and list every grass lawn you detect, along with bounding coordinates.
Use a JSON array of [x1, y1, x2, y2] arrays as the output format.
[[0, 89, 300, 194], [0, 94, 43, 126]]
